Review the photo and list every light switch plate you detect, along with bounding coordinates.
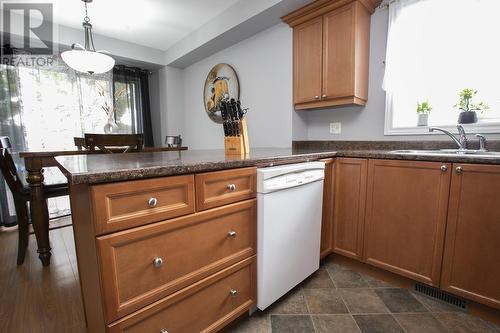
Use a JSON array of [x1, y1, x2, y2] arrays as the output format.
[[330, 122, 341, 134]]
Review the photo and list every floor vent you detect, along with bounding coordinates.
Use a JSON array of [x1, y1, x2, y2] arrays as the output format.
[[414, 283, 468, 310]]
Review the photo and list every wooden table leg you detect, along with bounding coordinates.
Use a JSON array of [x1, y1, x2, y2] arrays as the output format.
[[26, 167, 51, 266]]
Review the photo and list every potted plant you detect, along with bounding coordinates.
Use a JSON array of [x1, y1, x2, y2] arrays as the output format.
[[454, 88, 489, 124], [416, 100, 432, 126]]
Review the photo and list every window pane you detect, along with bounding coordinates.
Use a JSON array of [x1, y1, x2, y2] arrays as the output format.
[[17, 67, 113, 150], [388, 0, 500, 129]]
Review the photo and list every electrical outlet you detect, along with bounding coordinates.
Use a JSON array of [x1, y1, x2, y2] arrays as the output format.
[[330, 122, 341, 134]]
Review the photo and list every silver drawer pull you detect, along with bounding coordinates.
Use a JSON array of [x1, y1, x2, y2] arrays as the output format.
[[228, 231, 237, 238], [227, 184, 236, 192], [440, 165, 448, 172], [456, 166, 464, 174], [229, 289, 238, 297], [153, 257, 163, 268], [160, 330, 168, 333], [148, 197, 158, 208]]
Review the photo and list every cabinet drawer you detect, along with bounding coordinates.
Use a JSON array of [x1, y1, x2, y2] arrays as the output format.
[[97, 200, 256, 322], [108, 256, 256, 333], [91, 175, 195, 235], [195, 167, 256, 211]]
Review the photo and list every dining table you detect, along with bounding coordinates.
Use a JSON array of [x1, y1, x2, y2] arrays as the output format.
[[18, 145, 188, 266]]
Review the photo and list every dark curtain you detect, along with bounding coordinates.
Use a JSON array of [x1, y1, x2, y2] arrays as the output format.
[[113, 65, 154, 147], [0, 65, 25, 227]]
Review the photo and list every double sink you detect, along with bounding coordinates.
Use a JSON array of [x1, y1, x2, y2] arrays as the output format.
[[389, 125, 500, 159], [389, 149, 500, 158]]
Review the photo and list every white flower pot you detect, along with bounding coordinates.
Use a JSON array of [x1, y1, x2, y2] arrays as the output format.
[[417, 113, 429, 126]]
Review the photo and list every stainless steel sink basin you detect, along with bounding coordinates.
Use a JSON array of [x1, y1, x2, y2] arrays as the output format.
[[389, 149, 500, 158]]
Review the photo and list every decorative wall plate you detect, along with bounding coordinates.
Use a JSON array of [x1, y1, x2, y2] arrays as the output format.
[[203, 63, 240, 123]]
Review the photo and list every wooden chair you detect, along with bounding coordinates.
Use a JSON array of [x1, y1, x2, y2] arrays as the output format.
[[83, 134, 144, 153], [0, 136, 68, 265], [73, 137, 87, 151]]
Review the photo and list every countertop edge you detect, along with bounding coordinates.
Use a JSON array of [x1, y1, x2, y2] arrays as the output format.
[[55, 151, 338, 185], [56, 150, 500, 185]]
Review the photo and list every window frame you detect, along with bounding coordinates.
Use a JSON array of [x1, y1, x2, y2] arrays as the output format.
[[384, 94, 500, 136], [382, 0, 500, 135]]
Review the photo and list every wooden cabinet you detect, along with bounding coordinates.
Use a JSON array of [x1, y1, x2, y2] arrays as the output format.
[[441, 164, 500, 310], [332, 158, 367, 260], [320, 159, 334, 258], [195, 167, 256, 211], [108, 257, 256, 333], [283, 0, 377, 110], [91, 175, 195, 235], [70, 168, 257, 333], [363, 160, 451, 286], [293, 16, 323, 104], [97, 200, 256, 322]]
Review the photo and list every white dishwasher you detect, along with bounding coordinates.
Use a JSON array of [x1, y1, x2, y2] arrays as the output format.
[[256, 161, 325, 310]]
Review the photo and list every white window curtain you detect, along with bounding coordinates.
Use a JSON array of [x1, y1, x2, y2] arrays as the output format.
[[383, 0, 500, 133], [0, 55, 113, 224], [15, 57, 113, 151]]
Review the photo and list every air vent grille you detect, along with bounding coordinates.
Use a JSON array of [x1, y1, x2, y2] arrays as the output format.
[[414, 283, 468, 310]]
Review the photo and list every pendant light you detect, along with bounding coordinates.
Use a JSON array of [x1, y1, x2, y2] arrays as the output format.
[[61, 0, 115, 74]]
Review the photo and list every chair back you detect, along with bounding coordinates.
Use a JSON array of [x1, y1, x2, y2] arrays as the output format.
[[0, 136, 23, 195], [73, 137, 87, 150], [83, 134, 144, 153]]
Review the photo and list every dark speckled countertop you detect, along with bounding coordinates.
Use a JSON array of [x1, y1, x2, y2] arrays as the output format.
[[56, 148, 337, 185], [56, 144, 500, 185]]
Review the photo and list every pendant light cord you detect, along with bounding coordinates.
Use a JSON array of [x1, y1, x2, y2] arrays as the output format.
[[84, 2, 90, 23]]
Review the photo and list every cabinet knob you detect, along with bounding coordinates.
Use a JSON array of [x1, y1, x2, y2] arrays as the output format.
[[229, 289, 238, 297], [456, 166, 464, 174], [440, 165, 448, 172], [160, 330, 168, 333], [227, 184, 236, 192], [314, 95, 320, 99], [153, 257, 163, 268], [148, 197, 158, 208], [322, 94, 327, 98], [228, 230, 237, 238]]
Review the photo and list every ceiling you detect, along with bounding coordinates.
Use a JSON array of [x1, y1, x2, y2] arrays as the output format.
[[51, 0, 240, 51]]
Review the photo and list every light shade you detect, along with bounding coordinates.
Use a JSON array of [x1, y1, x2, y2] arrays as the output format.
[[61, 50, 115, 74]]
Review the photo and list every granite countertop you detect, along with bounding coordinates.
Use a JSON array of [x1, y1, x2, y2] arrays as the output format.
[[55, 148, 337, 185], [56, 146, 500, 185]]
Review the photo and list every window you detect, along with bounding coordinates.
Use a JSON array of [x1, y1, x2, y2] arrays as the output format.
[[383, 0, 500, 135], [16, 65, 113, 151]]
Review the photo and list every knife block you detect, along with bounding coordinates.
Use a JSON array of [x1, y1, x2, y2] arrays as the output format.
[[224, 118, 250, 156]]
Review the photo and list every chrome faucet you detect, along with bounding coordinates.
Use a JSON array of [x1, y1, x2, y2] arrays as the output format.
[[429, 125, 468, 150], [476, 134, 487, 151]]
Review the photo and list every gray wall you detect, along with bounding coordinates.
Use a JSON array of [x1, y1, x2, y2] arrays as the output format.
[[165, 23, 294, 149]]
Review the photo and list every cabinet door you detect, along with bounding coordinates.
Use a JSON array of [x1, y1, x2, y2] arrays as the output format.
[[320, 159, 334, 259], [293, 16, 323, 105], [322, 3, 355, 100], [441, 164, 500, 310], [364, 160, 451, 286], [333, 158, 367, 260]]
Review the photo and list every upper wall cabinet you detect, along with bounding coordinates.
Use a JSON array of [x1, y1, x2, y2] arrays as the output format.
[[283, 0, 380, 110]]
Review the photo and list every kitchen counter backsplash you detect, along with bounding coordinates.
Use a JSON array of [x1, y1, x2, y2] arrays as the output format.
[[292, 140, 500, 151]]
